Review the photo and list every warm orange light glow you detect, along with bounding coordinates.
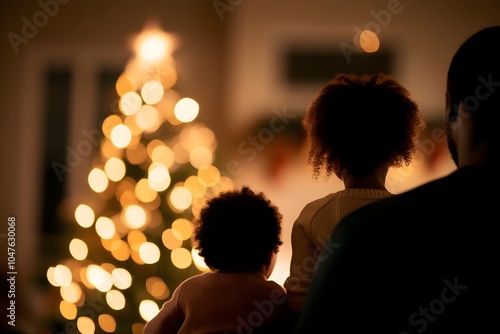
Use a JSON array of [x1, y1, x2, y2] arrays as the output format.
[[162, 228, 183, 250], [135, 29, 173, 63], [104, 157, 126, 182], [139, 242, 161, 264], [139, 300, 159, 322], [141, 80, 164, 105], [69, 238, 88, 261], [172, 218, 193, 240], [110, 124, 132, 149], [60, 300, 78, 320], [106, 289, 126, 310], [171, 247, 192, 269], [98, 314, 117, 333], [174, 98, 199, 122], [116, 73, 136, 97], [135, 105, 161, 133], [198, 165, 220, 187], [169, 186, 193, 211], [123, 205, 147, 229], [135, 178, 158, 203], [77, 316, 95, 334], [184, 176, 206, 198], [75, 204, 95, 228], [359, 29, 380, 53], [189, 146, 213, 169], [119, 91, 142, 116]]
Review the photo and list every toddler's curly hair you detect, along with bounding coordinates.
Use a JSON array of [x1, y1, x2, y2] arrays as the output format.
[[303, 72, 426, 179], [192, 186, 283, 272]]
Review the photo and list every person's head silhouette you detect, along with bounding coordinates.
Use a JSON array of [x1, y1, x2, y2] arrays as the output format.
[[445, 26, 500, 167]]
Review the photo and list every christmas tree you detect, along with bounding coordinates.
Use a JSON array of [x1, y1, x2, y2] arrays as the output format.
[[46, 24, 233, 334]]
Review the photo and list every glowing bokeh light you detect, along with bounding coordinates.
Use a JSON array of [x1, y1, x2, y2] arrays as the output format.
[[146, 277, 170, 300], [141, 80, 164, 105], [95, 217, 116, 240], [88, 168, 109, 193], [198, 165, 220, 187], [60, 300, 77, 320], [75, 204, 95, 228], [189, 146, 213, 169], [159, 64, 177, 89], [161, 228, 183, 250], [148, 162, 171, 192], [174, 97, 199, 122], [54, 264, 72, 287], [139, 300, 160, 322], [172, 142, 189, 164], [110, 240, 130, 261], [217, 176, 235, 193], [104, 157, 126, 182], [77, 316, 95, 334], [135, 105, 161, 133], [135, 178, 158, 203], [123, 205, 147, 229], [128, 230, 147, 252], [119, 91, 142, 116], [171, 247, 192, 269], [180, 124, 217, 151], [172, 218, 193, 240], [151, 145, 175, 168], [169, 186, 193, 211], [115, 73, 135, 97], [126, 142, 148, 165], [69, 238, 88, 261], [60, 281, 82, 303], [47, 267, 58, 286], [87, 265, 113, 292], [136, 31, 170, 63], [112, 268, 132, 290], [124, 115, 143, 136], [98, 314, 117, 333], [106, 289, 126, 310], [110, 124, 132, 149], [184, 176, 206, 199], [139, 242, 161, 264], [102, 115, 122, 139], [359, 29, 380, 53]]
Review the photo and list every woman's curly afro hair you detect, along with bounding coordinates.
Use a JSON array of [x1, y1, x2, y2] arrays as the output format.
[[303, 72, 426, 179], [192, 186, 283, 272]]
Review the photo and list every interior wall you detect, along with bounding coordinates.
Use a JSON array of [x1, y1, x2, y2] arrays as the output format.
[[224, 0, 500, 131]]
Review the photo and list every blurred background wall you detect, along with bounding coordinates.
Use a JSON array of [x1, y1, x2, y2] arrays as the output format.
[[1, 0, 499, 333]]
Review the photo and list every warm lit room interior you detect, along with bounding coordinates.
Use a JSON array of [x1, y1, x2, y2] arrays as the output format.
[[1, 1, 499, 333]]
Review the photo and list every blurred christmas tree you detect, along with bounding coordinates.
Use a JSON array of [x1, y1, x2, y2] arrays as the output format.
[[46, 24, 233, 334]]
